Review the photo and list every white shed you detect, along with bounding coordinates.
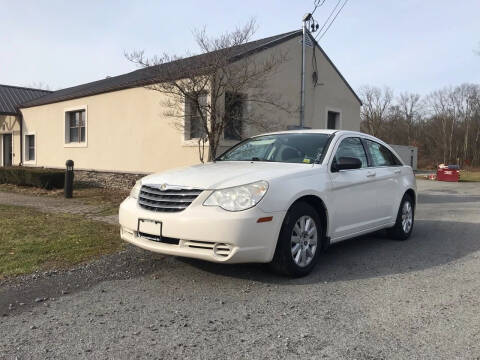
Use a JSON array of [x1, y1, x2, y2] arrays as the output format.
[[390, 145, 418, 170]]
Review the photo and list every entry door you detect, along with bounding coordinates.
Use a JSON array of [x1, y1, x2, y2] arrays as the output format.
[[328, 137, 379, 240], [3, 134, 12, 166]]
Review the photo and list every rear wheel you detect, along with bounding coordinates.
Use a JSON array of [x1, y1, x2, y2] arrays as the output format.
[[270, 202, 323, 277], [388, 194, 414, 241]]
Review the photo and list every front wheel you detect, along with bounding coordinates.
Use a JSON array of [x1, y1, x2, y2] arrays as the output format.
[[270, 202, 323, 277], [388, 194, 414, 241]]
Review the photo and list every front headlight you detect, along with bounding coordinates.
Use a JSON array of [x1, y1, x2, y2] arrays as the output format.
[[130, 180, 142, 199], [203, 181, 269, 212]]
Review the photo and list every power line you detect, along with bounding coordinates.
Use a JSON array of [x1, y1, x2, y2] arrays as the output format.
[[315, 0, 349, 41], [317, 0, 349, 41], [314, 0, 341, 40], [311, 0, 327, 15]]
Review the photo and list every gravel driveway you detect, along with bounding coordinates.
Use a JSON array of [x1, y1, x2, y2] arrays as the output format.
[[1, 180, 479, 359]]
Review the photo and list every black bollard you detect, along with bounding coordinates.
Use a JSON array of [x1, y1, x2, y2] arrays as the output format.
[[65, 160, 74, 198]]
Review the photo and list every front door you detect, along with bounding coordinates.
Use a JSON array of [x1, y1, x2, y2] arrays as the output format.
[[328, 136, 379, 240], [2, 134, 12, 166]]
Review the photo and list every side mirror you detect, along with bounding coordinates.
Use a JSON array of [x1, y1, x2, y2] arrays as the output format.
[[332, 157, 362, 172]]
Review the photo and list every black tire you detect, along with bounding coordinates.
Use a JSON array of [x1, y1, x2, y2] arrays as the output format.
[[270, 202, 323, 277], [388, 194, 415, 241]]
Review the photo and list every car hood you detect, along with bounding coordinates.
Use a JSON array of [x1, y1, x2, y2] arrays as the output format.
[[141, 161, 316, 189]]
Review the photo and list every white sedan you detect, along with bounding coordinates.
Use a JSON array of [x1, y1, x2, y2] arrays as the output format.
[[119, 130, 416, 276]]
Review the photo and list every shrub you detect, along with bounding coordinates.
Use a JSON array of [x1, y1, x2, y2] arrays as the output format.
[[0, 167, 64, 190]]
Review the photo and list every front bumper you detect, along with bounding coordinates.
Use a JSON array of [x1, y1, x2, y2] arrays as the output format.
[[119, 195, 285, 264]]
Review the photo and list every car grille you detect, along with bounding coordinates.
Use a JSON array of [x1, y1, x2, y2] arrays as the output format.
[[138, 185, 202, 212]]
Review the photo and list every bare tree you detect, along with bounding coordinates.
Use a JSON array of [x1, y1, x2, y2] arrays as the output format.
[[425, 88, 453, 164], [398, 92, 421, 145], [359, 86, 393, 138], [359, 83, 480, 168], [126, 20, 291, 162]]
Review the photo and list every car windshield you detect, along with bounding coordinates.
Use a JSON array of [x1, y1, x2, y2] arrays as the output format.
[[217, 133, 331, 164]]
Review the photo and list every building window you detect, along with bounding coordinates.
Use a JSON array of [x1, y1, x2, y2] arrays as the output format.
[[224, 92, 246, 141], [65, 109, 86, 143], [25, 134, 35, 161], [327, 111, 340, 129], [185, 93, 207, 140]]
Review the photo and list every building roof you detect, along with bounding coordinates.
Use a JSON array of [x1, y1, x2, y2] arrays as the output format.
[[20, 31, 302, 108], [20, 30, 361, 108], [0, 84, 51, 115]]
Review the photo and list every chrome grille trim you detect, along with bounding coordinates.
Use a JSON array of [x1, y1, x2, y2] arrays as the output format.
[[141, 186, 202, 197], [139, 193, 193, 203], [138, 185, 202, 212], [138, 200, 188, 210]]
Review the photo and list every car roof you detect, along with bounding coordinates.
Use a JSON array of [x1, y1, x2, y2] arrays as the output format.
[[257, 129, 365, 137]]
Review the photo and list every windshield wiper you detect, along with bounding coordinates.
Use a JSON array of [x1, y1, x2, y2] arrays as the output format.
[[250, 157, 275, 162], [217, 157, 273, 162]]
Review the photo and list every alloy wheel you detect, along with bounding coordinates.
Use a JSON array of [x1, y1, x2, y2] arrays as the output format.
[[291, 215, 318, 267], [401, 201, 413, 233]]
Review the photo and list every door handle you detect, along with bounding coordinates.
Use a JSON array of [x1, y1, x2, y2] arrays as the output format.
[[366, 171, 376, 177], [394, 169, 401, 174]]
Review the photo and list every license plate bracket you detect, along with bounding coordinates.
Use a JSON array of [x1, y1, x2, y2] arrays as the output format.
[[137, 219, 162, 241]]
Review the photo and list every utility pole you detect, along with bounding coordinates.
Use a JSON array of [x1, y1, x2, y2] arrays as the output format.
[[300, 13, 312, 128]]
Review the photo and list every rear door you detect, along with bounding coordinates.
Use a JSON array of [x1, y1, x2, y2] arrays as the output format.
[[363, 139, 403, 224], [328, 136, 379, 240]]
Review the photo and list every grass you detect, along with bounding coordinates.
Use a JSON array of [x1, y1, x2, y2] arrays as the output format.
[[460, 170, 480, 182], [0, 204, 124, 278], [0, 183, 128, 216], [64, 186, 129, 215]]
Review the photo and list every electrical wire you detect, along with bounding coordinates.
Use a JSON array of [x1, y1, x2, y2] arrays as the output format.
[[312, 41, 319, 86], [314, 0, 341, 38], [311, 0, 327, 15], [316, 0, 349, 41]]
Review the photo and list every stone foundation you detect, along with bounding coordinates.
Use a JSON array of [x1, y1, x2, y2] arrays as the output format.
[[74, 170, 146, 190]]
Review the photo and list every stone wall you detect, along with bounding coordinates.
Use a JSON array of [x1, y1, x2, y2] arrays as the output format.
[[74, 170, 146, 190]]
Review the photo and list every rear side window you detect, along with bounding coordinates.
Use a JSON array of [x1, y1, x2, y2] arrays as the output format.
[[365, 140, 402, 167], [334, 137, 368, 168]]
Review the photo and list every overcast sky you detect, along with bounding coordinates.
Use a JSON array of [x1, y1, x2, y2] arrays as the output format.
[[1, 0, 479, 95]]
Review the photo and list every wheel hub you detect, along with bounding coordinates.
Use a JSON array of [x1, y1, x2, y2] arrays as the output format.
[[291, 215, 319, 268], [401, 201, 413, 233]]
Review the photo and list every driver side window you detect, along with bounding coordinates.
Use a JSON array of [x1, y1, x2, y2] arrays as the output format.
[[334, 137, 368, 168]]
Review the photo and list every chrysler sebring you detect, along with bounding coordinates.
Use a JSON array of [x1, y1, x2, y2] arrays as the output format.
[[119, 130, 416, 276]]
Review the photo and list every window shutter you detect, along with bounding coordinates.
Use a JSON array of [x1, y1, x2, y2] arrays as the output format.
[[65, 113, 69, 143], [184, 96, 191, 140]]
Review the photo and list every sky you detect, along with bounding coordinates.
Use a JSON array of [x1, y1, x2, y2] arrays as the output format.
[[1, 0, 479, 95]]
